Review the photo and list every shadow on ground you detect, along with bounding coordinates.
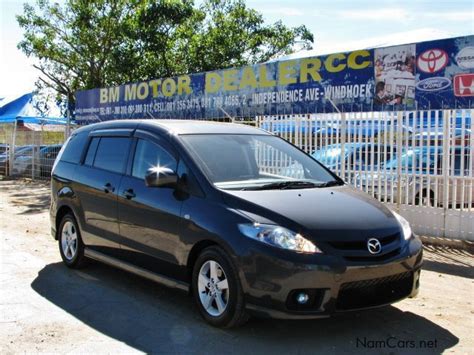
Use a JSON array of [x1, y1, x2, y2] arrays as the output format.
[[1, 179, 50, 214], [32, 261, 458, 354], [422, 244, 474, 279]]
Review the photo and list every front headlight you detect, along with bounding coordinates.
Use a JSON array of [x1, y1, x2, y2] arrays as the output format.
[[238, 223, 322, 254], [392, 211, 412, 240]]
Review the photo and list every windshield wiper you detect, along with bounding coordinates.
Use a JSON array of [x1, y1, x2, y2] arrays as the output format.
[[241, 179, 344, 190], [314, 180, 344, 188], [241, 181, 320, 191]]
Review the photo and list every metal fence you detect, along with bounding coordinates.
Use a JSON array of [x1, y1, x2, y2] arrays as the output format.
[[0, 123, 67, 180], [256, 109, 473, 241], [1, 110, 472, 241]]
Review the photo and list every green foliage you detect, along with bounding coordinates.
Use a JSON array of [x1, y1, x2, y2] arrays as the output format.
[[17, 0, 313, 108]]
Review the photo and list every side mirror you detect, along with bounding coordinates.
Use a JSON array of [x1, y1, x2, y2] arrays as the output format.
[[145, 167, 178, 188]]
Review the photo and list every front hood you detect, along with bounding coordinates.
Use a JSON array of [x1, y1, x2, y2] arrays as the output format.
[[223, 185, 400, 242]]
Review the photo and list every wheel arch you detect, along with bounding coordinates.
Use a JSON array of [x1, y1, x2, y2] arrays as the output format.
[[186, 240, 219, 280], [55, 205, 76, 240]]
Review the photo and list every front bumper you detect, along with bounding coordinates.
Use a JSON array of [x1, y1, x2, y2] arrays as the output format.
[[239, 237, 423, 319]]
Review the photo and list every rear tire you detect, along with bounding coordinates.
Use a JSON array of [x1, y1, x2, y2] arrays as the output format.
[[415, 189, 435, 207], [58, 213, 87, 268], [192, 246, 249, 328]]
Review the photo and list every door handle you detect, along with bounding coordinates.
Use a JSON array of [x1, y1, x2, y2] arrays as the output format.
[[103, 183, 115, 193], [123, 188, 136, 199]]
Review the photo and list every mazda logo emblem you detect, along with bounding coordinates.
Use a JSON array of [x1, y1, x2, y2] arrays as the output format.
[[367, 238, 382, 255]]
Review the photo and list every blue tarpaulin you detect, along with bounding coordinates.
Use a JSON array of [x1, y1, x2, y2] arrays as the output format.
[[0, 93, 67, 125]]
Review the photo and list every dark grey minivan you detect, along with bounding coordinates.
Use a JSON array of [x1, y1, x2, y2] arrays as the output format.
[[50, 120, 423, 328]]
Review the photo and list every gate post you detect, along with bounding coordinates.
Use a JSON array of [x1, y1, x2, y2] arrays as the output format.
[[9, 122, 17, 177], [396, 111, 403, 211], [340, 111, 347, 180], [442, 110, 451, 229]]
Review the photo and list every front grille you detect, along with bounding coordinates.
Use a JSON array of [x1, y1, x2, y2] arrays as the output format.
[[344, 248, 401, 262], [327, 232, 401, 262], [336, 272, 413, 310]]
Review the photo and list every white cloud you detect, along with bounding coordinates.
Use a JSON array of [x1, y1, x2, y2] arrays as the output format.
[[256, 7, 304, 17], [314, 7, 473, 23], [336, 8, 412, 21], [424, 11, 474, 22], [273, 28, 461, 61]]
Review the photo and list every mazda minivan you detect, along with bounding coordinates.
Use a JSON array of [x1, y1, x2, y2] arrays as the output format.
[[50, 120, 422, 328]]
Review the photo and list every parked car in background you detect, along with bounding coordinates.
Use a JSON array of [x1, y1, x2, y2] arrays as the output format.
[[312, 143, 397, 172], [1, 146, 24, 176], [357, 146, 473, 207], [0, 144, 8, 155], [0, 144, 10, 175], [40, 144, 63, 177], [411, 128, 471, 147], [10, 145, 45, 176]]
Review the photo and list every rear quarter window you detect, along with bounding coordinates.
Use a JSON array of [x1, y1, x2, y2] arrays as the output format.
[[60, 131, 89, 164]]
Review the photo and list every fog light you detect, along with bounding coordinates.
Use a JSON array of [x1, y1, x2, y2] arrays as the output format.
[[296, 292, 309, 304]]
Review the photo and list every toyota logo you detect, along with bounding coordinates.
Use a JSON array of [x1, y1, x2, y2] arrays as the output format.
[[367, 238, 382, 255], [417, 49, 448, 73]]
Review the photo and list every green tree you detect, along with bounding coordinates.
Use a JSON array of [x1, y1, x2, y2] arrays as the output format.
[[17, 0, 313, 110]]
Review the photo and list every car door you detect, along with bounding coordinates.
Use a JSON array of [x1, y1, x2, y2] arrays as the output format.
[[73, 133, 132, 256], [117, 132, 185, 278]]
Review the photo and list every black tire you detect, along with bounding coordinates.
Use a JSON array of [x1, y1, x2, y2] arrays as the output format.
[[192, 246, 249, 328], [415, 189, 435, 207], [58, 213, 87, 268]]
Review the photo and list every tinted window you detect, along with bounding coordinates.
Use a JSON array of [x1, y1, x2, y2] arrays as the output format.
[[84, 138, 100, 166], [181, 134, 337, 188], [132, 139, 176, 179], [61, 131, 88, 164], [93, 137, 130, 173]]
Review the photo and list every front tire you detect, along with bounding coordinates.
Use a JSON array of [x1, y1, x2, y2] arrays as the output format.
[[415, 189, 436, 207], [192, 246, 248, 328], [58, 213, 87, 268]]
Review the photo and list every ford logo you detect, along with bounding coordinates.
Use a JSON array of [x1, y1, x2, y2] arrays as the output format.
[[416, 77, 451, 92]]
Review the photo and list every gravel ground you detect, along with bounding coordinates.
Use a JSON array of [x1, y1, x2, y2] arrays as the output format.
[[0, 179, 473, 354]]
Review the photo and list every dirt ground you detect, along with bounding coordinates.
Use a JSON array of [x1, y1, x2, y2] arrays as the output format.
[[0, 179, 473, 354]]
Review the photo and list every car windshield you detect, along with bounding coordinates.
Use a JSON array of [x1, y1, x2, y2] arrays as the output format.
[[180, 134, 341, 190], [312, 144, 358, 164], [384, 150, 423, 169]]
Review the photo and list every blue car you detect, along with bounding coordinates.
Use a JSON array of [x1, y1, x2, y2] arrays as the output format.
[[312, 143, 397, 172], [358, 146, 473, 207]]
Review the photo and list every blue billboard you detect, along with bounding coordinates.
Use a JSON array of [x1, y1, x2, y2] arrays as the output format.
[[75, 35, 474, 123]]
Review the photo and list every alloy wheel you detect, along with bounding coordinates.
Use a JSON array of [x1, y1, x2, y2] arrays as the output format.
[[61, 221, 78, 260], [198, 260, 229, 317]]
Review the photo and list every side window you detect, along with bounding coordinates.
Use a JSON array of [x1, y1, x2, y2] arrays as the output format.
[[84, 138, 100, 166], [61, 131, 88, 164], [132, 139, 177, 179], [93, 137, 130, 173]]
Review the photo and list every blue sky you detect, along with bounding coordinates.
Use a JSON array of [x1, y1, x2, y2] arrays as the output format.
[[1, 0, 473, 99]]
